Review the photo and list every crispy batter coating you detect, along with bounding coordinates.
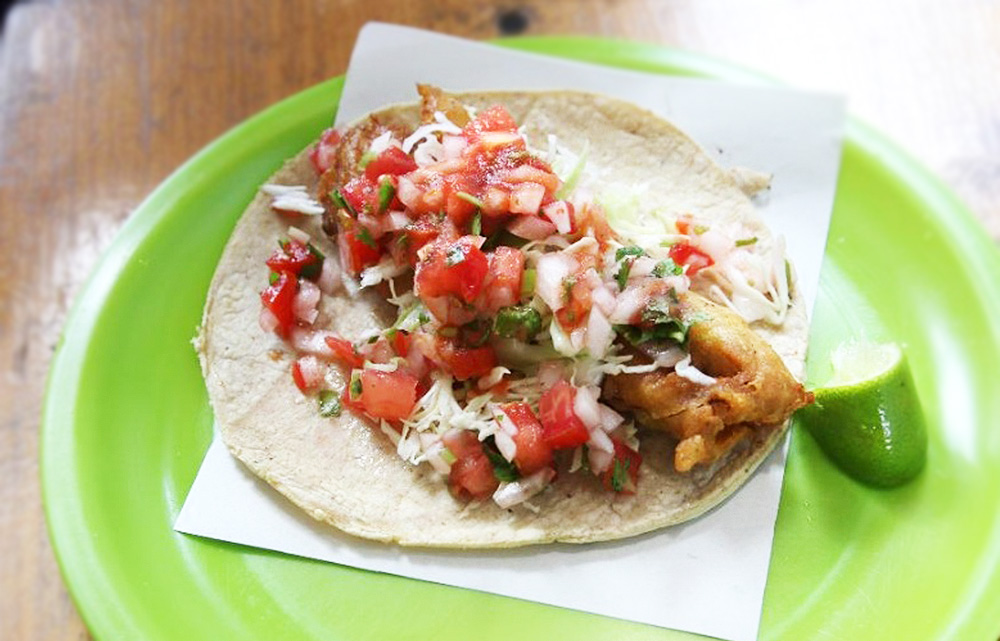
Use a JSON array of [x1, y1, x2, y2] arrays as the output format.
[[417, 84, 471, 127], [603, 292, 813, 472]]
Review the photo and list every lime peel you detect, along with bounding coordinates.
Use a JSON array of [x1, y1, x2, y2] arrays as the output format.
[[798, 341, 928, 488]]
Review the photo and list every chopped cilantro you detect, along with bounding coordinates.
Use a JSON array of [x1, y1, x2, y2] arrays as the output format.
[[456, 191, 484, 209], [614, 246, 646, 261], [330, 189, 356, 217], [470, 210, 482, 236], [349, 375, 363, 399], [520, 267, 536, 298], [651, 258, 682, 278], [616, 259, 634, 290], [377, 177, 396, 213], [318, 390, 342, 418], [610, 458, 630, 492], [299, 243, 326, 281], [735, 236, 758, 247], [356, 227, 377, 249], [268, 271, 279, 285], [494, 305, 542, 341], [616, 297, 689, 346], [484, 439, 520, 483], [418, 310, 431, 325]]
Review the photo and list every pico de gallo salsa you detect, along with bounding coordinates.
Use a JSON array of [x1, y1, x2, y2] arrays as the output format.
[[256, 89, 778, 509]]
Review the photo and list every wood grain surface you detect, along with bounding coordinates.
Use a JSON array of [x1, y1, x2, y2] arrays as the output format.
[[1, 1, 998, 639]]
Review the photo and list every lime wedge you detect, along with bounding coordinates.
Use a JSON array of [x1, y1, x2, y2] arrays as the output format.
[[797, 341, 928, 488]]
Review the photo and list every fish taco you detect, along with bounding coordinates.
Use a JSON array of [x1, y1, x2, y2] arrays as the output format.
[[196, 87, 812, 548]]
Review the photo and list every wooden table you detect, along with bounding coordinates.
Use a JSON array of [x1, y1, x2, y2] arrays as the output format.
[[2, 1, 998, 638]]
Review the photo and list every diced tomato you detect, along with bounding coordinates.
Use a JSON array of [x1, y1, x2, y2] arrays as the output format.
[[500, 402, 553, 475], [443, 430, 499, 501], [324, 335, 365, 369], [358, 369, 419, 421], [259, 271, 298, 337], [266, 240, 320, 279], [341, 175, 377, 214], [336, 212, 382, 276], [291, 360, 308, 392], [668, 242, 714, 275], [364, 146, 417, 181], [341, 382, 365, 413], [555, 278, 592, 329], [390, 329, 411, 357], [462, 105, 519, 142], [538, 380, 590, 450], [309, 127, 341, 174], [599, 439, 642, 494], [481, 246, 524, 312], [573, 203, 616, 244], [414, 235, 488, 305], [436, 337, 496, 381], [363, 337, 395, 365], [443, 185, 478, 228], [291, 355, 324, 393]]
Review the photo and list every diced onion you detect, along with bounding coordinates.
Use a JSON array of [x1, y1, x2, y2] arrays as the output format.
[[293, 279, 321, 324], [369, 131, 395, 154], [396, 175, 422, 209], [598, 404, 625, 433], [541, 200, 573, 234], [573, 385, 602, 430], [494, 430, 517, 462], [317, 257, 343, 295], [587, 435, 615, 473], [591, 284, 617, 316], [385, 211, 411, 231], [295, 355, 326, 389], [289, 327, 335, 357], [609, 286, 646, 324], [441, 134, 468, 160], [259, 307, 279, 333], [585, 307, 614, 359], [287, 226, 311, 244], [492, 468, 556, 509], [507, 214, 556, 240], [535, 253, 573, 311], [628, 256, 658, 280], [509, 182, 546, 215]]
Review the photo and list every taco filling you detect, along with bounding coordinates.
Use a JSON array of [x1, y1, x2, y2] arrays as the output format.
[[251, 86, 812, 512]]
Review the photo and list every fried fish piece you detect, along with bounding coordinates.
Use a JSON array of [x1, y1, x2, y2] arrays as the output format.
[[603, 292, 813, 473], [416, 84, 472, 127]]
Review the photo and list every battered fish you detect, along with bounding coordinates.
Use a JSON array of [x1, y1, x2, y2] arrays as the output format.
[[603, 292, 813, 472]]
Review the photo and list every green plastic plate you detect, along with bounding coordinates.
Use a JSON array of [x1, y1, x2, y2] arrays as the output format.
[[42, 38, 1000, 640]]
